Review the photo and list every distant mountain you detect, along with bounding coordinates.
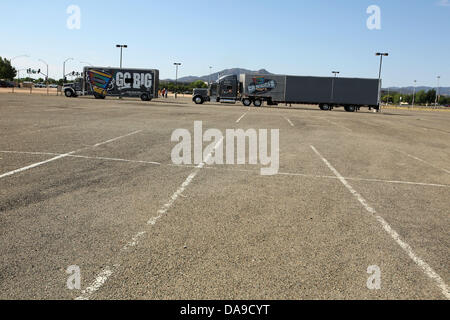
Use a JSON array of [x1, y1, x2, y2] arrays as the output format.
[[163, 68, 273, 83], [383, 86, 450, 95]]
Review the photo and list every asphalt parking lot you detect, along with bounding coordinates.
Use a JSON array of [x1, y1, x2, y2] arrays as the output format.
[[0, 93, 448, 300]]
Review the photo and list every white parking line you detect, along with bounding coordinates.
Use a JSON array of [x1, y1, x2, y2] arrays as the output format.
[[0, 131, 142, 180], [323, 118, 352, 132], [2, 150, 448, 188], [75, 267, 114, 300], [283, 116, 295, 127], [236, 112, 248, 123], [310, 145, 449, 299], [398, 150, 450, 174], [76, 136, 225, 300]]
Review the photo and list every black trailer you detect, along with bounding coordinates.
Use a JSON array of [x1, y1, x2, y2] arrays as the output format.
[[193, 73, 380, 112], [63, 67, 159, 101]]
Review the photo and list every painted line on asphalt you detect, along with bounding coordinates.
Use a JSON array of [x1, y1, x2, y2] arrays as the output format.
[[0, 130, 142, 179], [398, 150, 450, 174], [1, 150, 448, 188], [76, 136, 225, 300], [75, 267, 114, 300], [147, 136, 224, 225], [236, 112, 248, 123], [310, 145, 449, 299], [283, 116, 295, 127], [323, 118, 352, 132]]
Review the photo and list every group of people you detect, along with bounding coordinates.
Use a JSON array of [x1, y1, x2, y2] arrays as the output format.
[[158, 88, 169, 98]]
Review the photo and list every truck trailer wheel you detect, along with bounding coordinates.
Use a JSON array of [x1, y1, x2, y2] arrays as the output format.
[[253, 99, 262, 107], [319, 104, 331, 111], [140, 93, 150, 101], [193, 96, 204, 104], [64, 89, 74, 98], [344, 105, 356, 112], [242, 98, 252, 107]]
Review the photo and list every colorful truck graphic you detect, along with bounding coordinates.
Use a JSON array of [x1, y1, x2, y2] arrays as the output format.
[[63, 67, 160, 101], [248, 77, 277, 94], [87, 69, 114, 96]]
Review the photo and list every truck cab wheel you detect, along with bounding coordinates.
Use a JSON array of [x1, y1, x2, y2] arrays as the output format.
[[193, 96, 204, 104], [140, 93, 150, 101], [253, 99, 262, 107], [242, 98, 251, 107], [64, 89, 73, 98], [344, 105, 356, 112]]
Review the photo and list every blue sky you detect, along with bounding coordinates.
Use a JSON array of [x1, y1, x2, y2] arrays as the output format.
[[1, 0, 449, 87]]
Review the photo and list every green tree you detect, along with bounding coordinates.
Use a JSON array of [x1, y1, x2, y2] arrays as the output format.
[[0, 57, 17, 80], [415, 90, 426, 104], [190, 80, 208, 89], [425, 89, 436, 104]]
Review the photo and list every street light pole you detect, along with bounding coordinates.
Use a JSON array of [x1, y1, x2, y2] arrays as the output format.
[[435, 76, 441, 107], [116, 44, 128, 69], [375, 52, 389, 112], [63, 58, 74, 83], [174, 62, 181, 98], [11, 55, 29, 93], [209, 66, 212, 85], [38, 58, 49, 95], [331, 71, 340, 102]]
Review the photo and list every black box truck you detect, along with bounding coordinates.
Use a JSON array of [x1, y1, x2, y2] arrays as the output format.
[[192, 73, 380, 112], [63, 67, 159, 101]]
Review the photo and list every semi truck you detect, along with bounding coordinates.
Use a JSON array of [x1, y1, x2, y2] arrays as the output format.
[[63, 67, 159, 101], [192, 73, 380, 112]]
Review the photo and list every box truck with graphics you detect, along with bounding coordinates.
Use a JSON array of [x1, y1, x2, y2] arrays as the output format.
[[63, 67, 159, 101]]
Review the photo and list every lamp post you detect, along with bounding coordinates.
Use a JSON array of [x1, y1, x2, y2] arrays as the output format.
[[375, 52, 389, 112], [116, 44, 128, 69], [209, 66, 212, 85], [38, 58, 49, 95], [331, 71, 340, 102], [174, 62, 181, 98], [63, 58, 74, 83], [11, 55, 29, 93], [412, 80, 417, 108], [435, 76, 441, 107]]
